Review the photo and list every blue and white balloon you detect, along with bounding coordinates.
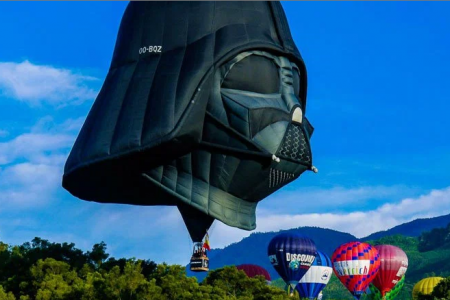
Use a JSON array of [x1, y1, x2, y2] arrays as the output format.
[[296, 250, 333, 299], [268, 232, 317, 291]]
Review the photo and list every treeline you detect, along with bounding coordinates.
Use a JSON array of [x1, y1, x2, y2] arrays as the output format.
[[0, 238, 292, 300], [418, 223, 450, 252], [2, 223, 450, 300]]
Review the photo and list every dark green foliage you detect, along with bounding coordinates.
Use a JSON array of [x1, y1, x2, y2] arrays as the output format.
[[429, 276, 450, 299], [204, 266, 290, 300], [415, 292, 434, 300], [418, 223, 450, 252]]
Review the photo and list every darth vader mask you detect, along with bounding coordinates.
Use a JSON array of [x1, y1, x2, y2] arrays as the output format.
[[62, 1, 317, 241]]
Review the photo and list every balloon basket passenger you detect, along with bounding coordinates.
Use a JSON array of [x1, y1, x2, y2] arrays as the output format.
[[190, 238, 210, 272]]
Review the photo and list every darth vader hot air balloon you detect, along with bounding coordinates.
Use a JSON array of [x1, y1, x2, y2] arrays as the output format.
[[296, 250, 333, 300], [372, 245, 408, 297], [268, 233, 317, 294], [332, 242, 380, 299], [62, 1, 317, 272]]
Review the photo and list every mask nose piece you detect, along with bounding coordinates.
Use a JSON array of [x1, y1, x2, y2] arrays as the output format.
[[292, 107, 303, 123]]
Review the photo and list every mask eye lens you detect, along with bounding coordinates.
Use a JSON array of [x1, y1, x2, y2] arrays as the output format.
[[222, 55, 279, 94]]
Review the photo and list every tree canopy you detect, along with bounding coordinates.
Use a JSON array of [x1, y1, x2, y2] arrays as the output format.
[[0, 238, 294, 300]]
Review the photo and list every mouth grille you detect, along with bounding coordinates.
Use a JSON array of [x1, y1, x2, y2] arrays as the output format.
[[278, 123, 311, 164], [269, 168, 295, 188]]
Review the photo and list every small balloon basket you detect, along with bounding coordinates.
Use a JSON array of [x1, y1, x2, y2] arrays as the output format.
[[190, 256, 209, 272]]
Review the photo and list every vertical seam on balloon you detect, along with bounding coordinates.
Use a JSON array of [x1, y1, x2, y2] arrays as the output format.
[[103, 2, 146, 154], [108, 62, 139, 155], [75, 68, 116, 164], [139, 2, 167, 146], [240, 1, 250, 47], [172, 1, 190, 127]]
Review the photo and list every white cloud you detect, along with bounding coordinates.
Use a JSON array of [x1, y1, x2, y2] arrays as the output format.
[[0, 115, 83, 166], [263, 184, 421, 214], [0, 60, 98, 107], [0, 117, 79, 208], [0, 162, 62, 207], [0, 132, 74, 165], [208, 186, 450, 249], [59, 117, 86, 133]]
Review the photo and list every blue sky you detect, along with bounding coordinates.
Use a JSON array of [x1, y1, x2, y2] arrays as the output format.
[[0, 1, 450, 265]]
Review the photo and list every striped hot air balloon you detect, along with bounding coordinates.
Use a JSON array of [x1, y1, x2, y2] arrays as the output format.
[[332, 241, 380, 299], [296, 250, 333, 300], [372, 245, 408, 296]]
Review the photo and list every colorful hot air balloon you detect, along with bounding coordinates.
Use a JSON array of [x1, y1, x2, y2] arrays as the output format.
[[412, 277, 444, 299], [372, 245, 408, 297], [236, 264, 271, 283], [368, 275, 405, 300], [296, 250, 333, 300], [331, 241, 380, 299], [268, 233, 317, 292]]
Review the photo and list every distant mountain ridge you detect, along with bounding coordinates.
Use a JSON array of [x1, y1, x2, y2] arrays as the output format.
[[187, 213, 450, 282], [362, 213, 450, 240]]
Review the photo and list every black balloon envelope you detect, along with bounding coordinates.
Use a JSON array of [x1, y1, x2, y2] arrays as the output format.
[[62, 1, 317, 243]]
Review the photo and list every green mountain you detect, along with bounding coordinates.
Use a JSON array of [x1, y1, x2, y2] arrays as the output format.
[[362, 213, 450, 241]]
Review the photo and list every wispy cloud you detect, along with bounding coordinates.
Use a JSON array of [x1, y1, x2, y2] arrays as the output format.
[[0, 60, 98, 107], [0, 117, 79, 208], [0, 162, 62, 208], [263, 184, 421, 214], [208, 186, 450, 249], [0, 132, 74, 165], [0, 116, 83, 165]]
